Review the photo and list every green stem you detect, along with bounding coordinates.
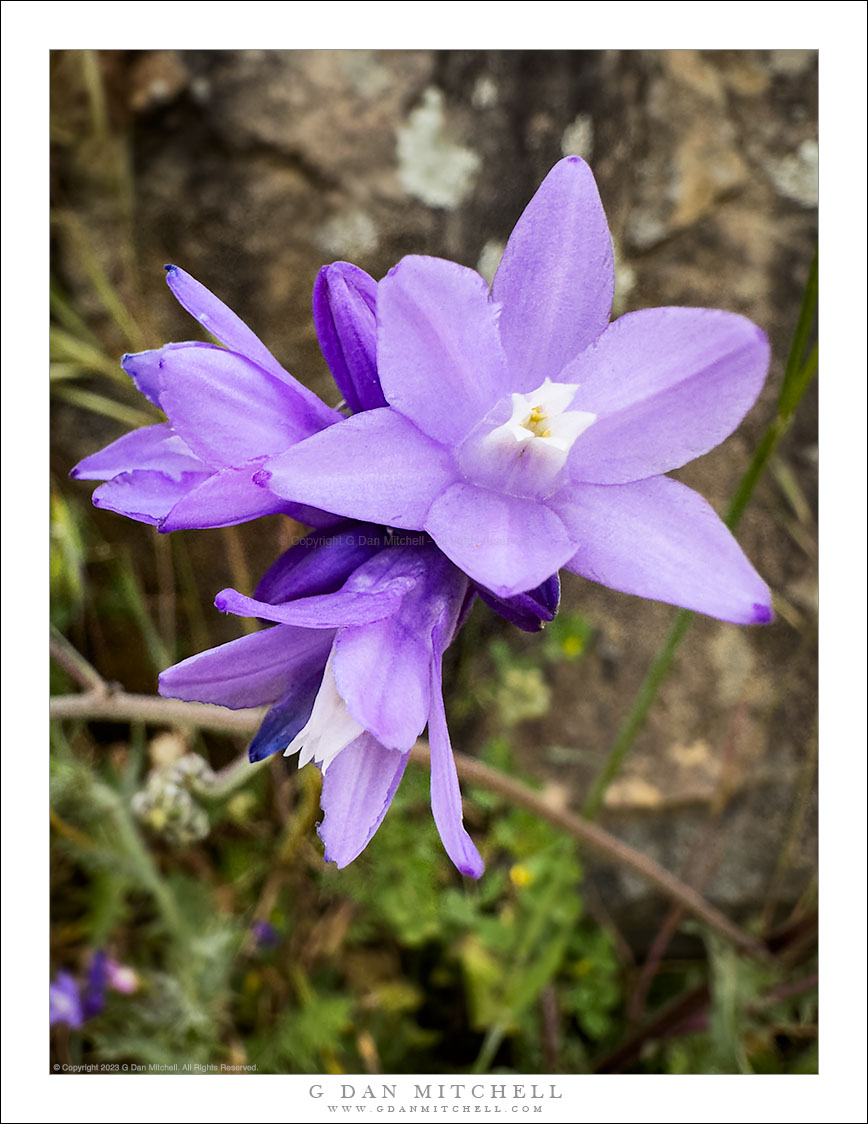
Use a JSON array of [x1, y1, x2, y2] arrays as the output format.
[[778, 253, 818, 421], [191, 754, 271, 802], [723, 419, 784, 529], [91, 780, 187, 945], [582, 610, 693, 818], [473, 1023, 508, 1075]]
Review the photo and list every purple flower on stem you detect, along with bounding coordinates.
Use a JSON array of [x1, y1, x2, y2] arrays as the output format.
[[261, 157, 772, 623], [68, 255, 550, 876], [159, 524, 484, 877]]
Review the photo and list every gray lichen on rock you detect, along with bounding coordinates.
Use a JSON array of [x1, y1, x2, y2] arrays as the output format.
[[316, 209, 379, 259], [396, 87, 481, 210], [560, 113, 594, 160], [766, 139, 819, 208]]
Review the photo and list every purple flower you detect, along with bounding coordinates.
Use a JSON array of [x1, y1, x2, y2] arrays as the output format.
[[49, 971, 84, 1029], [260, 157, 772, 623], [81, 949, 108, 1019], [159, 524, 484, 877], [70, 266, 343, 531], [105, 959, 139, 995], [250, 921, 281, 950], [49, 950, 135, 1027], [67, 256, 547, 878]]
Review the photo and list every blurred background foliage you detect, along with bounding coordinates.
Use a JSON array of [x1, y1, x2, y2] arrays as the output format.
[[49, 49, 818, 1074]]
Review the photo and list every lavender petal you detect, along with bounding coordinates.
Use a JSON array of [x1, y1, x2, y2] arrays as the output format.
[[377, 255, 509, 444], [493, 156, 614, 389], [556, 476, 773, 624], [318, 734, 409, 868], [564, 307, 771, 485]]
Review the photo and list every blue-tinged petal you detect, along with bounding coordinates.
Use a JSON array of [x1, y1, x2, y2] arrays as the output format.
[[554, 476, 773, 624], [158, 347, 327, 468], [424, 482, 575, 598], [82, 951, 108, 1019], [427, 640, 484, 879], [254, 523, 388, 604], [492, 156, 614, 389], [121, 341, 216, 407], [158, 462, 298, 532], [318, 734, 409, 868], [260, 408, 457, 529], [377, 256, 510, 444], [332, 547, 467, 750], [92, 469, 211, 526], [313, 262, 386, 413], [159, 624, 333, 709], [165, 264, 339, 431], [247, 664, 326, 762], [70, 424, 203, 482], [563, 307, 771, 485], [477, 573, 561, 633]]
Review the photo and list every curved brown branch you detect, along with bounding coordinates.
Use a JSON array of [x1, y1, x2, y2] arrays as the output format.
[[409, 746, 766, 959], [49, 687, 765, 958], [49, 690, 266, 734]]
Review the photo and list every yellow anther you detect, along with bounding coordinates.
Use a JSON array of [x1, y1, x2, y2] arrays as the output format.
[[521, 405, 551, 439]]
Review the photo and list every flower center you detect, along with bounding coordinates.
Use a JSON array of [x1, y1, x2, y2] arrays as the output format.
[[459, 378, 595, 498], [521, 404, 552, 439]]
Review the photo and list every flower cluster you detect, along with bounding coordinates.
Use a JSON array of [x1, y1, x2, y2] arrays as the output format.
[[72, 157, 772, 878], [49, 951, 138, 1029]]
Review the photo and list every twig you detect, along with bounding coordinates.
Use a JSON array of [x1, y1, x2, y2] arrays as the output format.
[[595, 982, 710, 1073], [594, 932, 816, 1073], [49, 626, 108, 695], [50, 684, 765, 958], [49, 690, 266, 734]]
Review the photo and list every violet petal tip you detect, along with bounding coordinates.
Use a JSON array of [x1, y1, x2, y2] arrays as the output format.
[[460, 854, 485, 879], [752, 601, 774, 625]]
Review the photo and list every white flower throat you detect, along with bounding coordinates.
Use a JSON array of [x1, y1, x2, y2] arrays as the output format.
[[459, 378, 595, 497], [285, 650, 363, 772], [505, 379, 595, 452]]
